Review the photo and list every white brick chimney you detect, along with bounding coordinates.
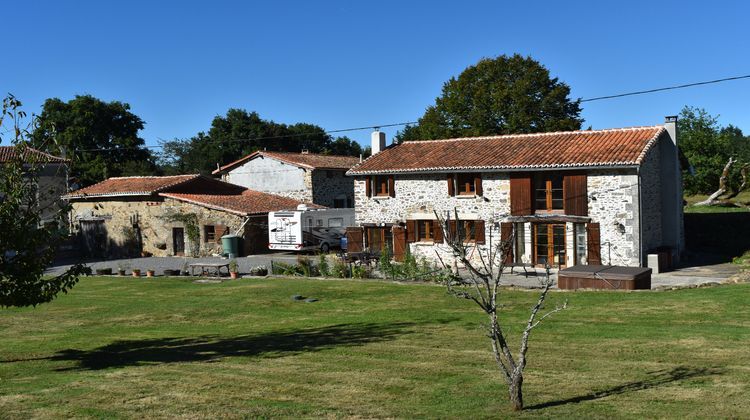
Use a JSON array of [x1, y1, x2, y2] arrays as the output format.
[[371, 130, 386, 155]]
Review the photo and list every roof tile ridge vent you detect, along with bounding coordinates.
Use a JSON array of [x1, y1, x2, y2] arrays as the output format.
[[401, 125, 664, 144]]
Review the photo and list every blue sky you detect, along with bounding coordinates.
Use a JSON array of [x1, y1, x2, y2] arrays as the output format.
[[2, 1, 749, 150]]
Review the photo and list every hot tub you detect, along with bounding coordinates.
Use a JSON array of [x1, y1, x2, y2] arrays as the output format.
[[558, 265, 652, 290]]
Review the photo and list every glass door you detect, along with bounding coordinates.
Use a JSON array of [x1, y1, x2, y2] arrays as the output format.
[[534, 224, 566, 267]]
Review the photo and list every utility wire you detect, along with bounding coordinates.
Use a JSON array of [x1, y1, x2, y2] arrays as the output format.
[[580, 74, 750, 102], [69, 73, 750, 153]]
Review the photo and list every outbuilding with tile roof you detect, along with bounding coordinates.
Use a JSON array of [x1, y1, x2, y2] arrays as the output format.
[[212, 150, 360, 208], [65, 174, 317, 258]]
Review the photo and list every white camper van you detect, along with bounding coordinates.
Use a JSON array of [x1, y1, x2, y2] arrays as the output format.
[[268, 205, 354, 252]]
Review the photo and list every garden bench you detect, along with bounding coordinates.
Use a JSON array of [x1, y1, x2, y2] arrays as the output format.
[[189, 263, 230, 277]]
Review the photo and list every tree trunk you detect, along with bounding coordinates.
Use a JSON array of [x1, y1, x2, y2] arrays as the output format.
[[509, 372, 524, 411], [695, 157, 735, 206]]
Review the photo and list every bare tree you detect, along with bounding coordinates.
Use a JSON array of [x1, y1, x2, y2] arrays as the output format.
[[433, 210, 566, 411], [695, 157, 749, 207]]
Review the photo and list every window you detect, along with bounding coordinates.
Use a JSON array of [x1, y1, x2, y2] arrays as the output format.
[[417, 220, 434, 242], [316, 219, 323, 227], [333, 194, 347, 208], [328, 218, 344, 228], [534, 173, 564, 211], [204, 225, 216, 243], [374, 175, 390, 196], [534, 224, 566, 267], [456, 173, 476, 195], [456, 220, 477, 242], [515, 223, 526, 263]]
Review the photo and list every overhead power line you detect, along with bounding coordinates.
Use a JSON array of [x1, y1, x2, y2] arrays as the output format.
[[580, 74, 750, 102], [73, 120, 419, 152], [69, 72, 750, 153]]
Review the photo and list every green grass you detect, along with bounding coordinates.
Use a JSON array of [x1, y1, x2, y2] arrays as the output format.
[[2, 277, 750, 418]]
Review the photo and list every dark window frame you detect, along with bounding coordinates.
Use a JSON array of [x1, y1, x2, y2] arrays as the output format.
[[374, 175, 390, 197], [204, 225, 216, 243], [416, 219, 434, 242]]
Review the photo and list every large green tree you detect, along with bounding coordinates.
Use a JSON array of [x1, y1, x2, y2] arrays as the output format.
[[1, 95, 88, 307], [158, 109, 363, 174], [31, 95, 156, 187], [678, 106, 750, 196], [397, 54, 583, 142]]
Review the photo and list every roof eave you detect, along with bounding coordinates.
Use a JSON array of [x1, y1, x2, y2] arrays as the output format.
[[347, 163, 642, 176]]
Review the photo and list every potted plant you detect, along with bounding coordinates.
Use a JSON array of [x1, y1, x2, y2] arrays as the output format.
[[163, 269, 180, 276], [132, 268, 141, 277], [229, 259, 239, 279], [181, 262, 190, 276], [146, 268, 156, 278], [95, 267, 113, 275]]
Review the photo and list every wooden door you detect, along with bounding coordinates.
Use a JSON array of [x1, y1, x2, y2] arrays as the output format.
[[173, 227, 185, 256], [533, 224, 566, 267]]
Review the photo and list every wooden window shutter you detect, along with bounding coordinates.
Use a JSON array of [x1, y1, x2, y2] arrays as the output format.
[[392, 226, 406, 262], [365, 176, 372, 198], [215, 224, 227, 244], [447, 174, 455, 196], [586, 222, 602, 265], [564, 172, 588, 216], [500, 222, 514, 264], [474, 175, 483, 196], [388, 176, 395, 197], [474, 220, 485, 244], [510, 174, 533, 215], [346, 227, 364, 252], [432, 220, 444, 243], [406, 220, 416, 243]]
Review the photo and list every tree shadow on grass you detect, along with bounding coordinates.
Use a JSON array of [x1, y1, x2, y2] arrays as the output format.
[[526, 366, 725, 410], [22, 322, 415, 371]]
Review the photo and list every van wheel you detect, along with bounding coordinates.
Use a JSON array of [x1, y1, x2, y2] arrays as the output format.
[[320, 243, 330, 253]]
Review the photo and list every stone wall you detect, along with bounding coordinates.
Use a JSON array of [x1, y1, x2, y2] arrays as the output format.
[[354, 172, 510, 265], [311, 169, 354, 208], [587, 169, 640, 266], [36, 163, 68, 223], [223, 157, 312, 203], [639, 138, 663, 254], [354, 168, 646, 268], [70, 197, 250, 258]]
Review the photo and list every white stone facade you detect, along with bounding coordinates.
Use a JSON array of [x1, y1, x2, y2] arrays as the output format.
[[222, 157, 353, 208], [353, 134, 684, 268]]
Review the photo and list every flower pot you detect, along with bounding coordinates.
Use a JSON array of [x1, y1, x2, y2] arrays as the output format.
[[230, 271, 239, 279], [146, 270, 155, 278], [95, 268, 113, 275], [118, 270, 126, 276], [163, 269, 180, 276], [132, 270, 141, 277]]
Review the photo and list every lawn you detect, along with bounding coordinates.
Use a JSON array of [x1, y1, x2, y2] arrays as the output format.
[[684, 191, 750, 213], [2, 277, 750, 418]]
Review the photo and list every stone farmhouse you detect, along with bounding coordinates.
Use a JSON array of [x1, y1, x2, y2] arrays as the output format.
[[212, 151, 360, 208], [65, 175, 308, 258], [0, 145, 69, 224], [345, 118, 684, 270]]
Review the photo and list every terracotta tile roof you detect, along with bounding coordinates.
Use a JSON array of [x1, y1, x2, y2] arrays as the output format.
[[347, 126, 666, 175], [213, 150, 361, 174], [65, 175, 201, 198], [160, 190, 320, 216], [0, 145, 69, 163]]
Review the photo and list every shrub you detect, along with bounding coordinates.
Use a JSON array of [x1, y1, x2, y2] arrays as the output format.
[[351, 265, 368, 279], [318, 254, 330, 277], [331, 260, 349, 278]]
